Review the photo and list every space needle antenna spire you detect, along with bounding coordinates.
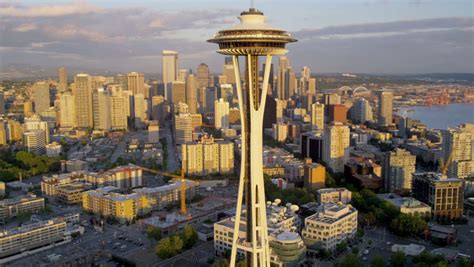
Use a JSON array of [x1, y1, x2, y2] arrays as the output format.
[[208, 5, 296, 267]]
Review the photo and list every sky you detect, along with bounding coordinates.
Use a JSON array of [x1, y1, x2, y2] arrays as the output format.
[[0, 0, 473, 75]]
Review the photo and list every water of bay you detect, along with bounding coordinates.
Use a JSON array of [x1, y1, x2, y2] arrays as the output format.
[[398, 103, 474, 130]]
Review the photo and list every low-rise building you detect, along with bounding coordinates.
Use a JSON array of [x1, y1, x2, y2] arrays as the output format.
[[317, 188, 352, 204], [214, 200, 304, 265], [0, 218, 67, 258], [302, 203, 358, 251], [0, 194, 45, 220], [377, 193, 431, 217], [56, 183, 93, 205], [83, 180, 198, 222]]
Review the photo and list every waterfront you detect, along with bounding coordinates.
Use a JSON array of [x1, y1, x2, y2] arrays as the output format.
[[398, 103, 474, 129]]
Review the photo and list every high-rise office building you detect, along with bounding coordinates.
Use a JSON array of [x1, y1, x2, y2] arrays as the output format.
[[304, 159, 326, 190], [33, 81, 50, 114], [24, 115, 49, 143], [377, 90, 393, 127], [174, 113, 193, 145], [277, 56, 289, 100], [58, 67, 67, 92], [6, 119, 23, 142], [197, 63, 210, 88], [177, 69, 188, 82], [148, 121, 160, 143], [23, 100, 34, 117], [109, 87, 129, 130], [412, 172, 464, 219], [23, 130, 47, 155], [311, 103, 324, 131], [301, 132, 323, 164], [127, 72, 145, 97], [323, 93, 341, 106], [323, 122, 350, 173], [59, 92, 76, 129], [208, 7, 296, 265], [441, 123, 474, 178], [350, 98, 373, 124], [186, 74, 198, 114], [162, 50, 178, 101], [114, 74, 128, 91], [92, 88, 111, 131], [151, 95, 165, 125], [134, 94, 146, 129], [171, 81, 186, 105], [0, 121, 6, 145], [383, 148, 416, 193], [328, 104, 347, 124], [73, 74, 93, 128], [214, 98, 229, 129], [222, 62, 236, 84], [0, 91, 5, 115]]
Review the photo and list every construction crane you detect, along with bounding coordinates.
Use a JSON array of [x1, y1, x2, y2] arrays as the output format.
[[439, 150, 454, 177], [140, 166, 189, 216]]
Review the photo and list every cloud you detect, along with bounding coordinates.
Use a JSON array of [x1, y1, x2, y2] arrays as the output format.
[[295, 17, 474, 40], [12, 23, 37, 32], [0, 1, 472, 74], [0, 1, 102, 17]]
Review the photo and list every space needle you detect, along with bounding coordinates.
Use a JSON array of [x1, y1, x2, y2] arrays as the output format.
[[208, 5, 296, 267]]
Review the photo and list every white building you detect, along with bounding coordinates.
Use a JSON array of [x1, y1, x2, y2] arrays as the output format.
[[214, 98, 229, 129], [46, 142, 62, 157], [302, 203, 358, 251], [23, 130, 46, 155], [214, 200, 305, 265]]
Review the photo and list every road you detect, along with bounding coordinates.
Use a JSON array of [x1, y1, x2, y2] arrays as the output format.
[[163, 122, 179, 172]]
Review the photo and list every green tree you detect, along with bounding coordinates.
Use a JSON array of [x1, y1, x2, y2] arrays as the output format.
[[336, 253, 363, 267], [236, 259, 247, 267], [181, 225, 198, 248], [390, 251, 406, 267], [389, 214, 427, 237], [155, 235, 184, 259], [146, 226, 162, 241], [371, 255, 386, 267]]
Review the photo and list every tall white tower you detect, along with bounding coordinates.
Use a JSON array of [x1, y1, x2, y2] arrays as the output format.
[[208, 7, 296, 267]]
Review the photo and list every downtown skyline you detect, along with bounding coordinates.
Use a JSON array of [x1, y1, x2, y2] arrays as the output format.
[[0, 0, 473, 74]]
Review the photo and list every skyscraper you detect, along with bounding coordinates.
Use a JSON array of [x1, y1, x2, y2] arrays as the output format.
[[383, 148, 416, 193], [197, 63, 210, 88], [23, 130, 47, 155], [162, 50, 178, 100], [350, 98, 373, 124], [109, 85, 129, 130], [177, 69, 188, 82], [323, 122, 350, 173], [59, 92, 75, 129], [73, 74, 93, 129], [33, 81, 50, 114], [92, 89, 111, 131], [311, 103, 324, 131], [328, 104, 348, 124], [134, 94, 146, 129], [441, 123, 474, 178], [58, 67, 67, 92], [127, 72, 145, 96], [377, 90, 393, 127], [171, 81, 186, 105], [208, 7, 296, 266], [186, 74, 198, 114], [174, 113, 193, 145], [0, 91, 5, 115], [151, 95, 165, 125], [214, 98, 229, 129]]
